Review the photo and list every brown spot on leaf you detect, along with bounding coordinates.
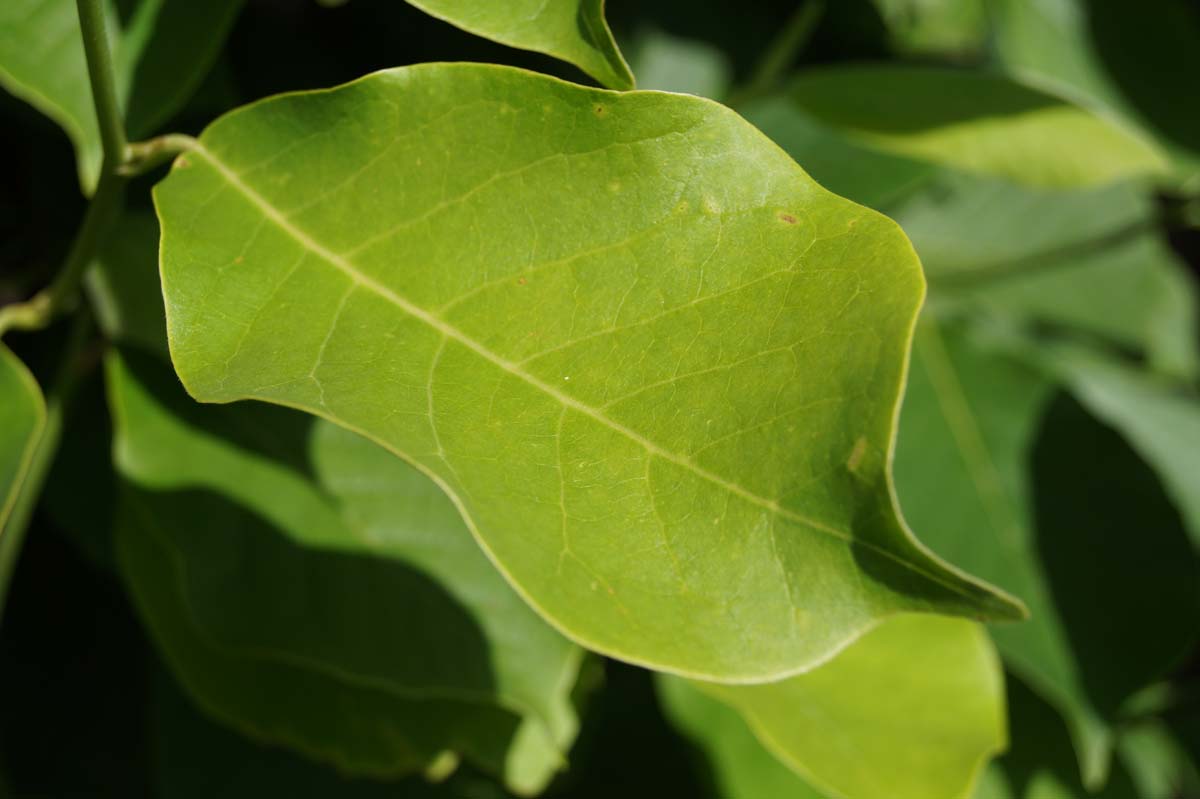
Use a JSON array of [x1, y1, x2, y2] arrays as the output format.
[[779, 212, 797, 225], [517, 277, 527, 286]]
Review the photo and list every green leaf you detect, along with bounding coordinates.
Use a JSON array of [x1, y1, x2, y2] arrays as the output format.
[[0, 343, 48, 616], [87, 212, 170, 357], [152, 666, 525, 799], [990, 0, 1200, 183], [0, 344, 44, 535], [108, 349, 582, 794], [0, 0, 243, 192], [628, 27, 731, 99], [870, 0, 988, 57], [780, 65, 1166, 188], [406, 0, 633, 90], [1029, 343, 1200, 547], [1117, 720, 1200, 799], [154, 62, 1022, 681], [742, 94, 938, 211], [893, 174, 1199, 378], [683, 614, 1006, 799], [973, 675, 1142, 799], [658, 676, 826, 799], [895, 319, 1199, 788]]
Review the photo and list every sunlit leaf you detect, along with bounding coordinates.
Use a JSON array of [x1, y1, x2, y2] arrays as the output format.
[[679, 615, 1006, 799], [154, 62, 1022, 681], [406, 0, 632, 90], [780, 65, 1166, 188], [109, 350, 582, 794], [990, 0, 1200, 182], [0, 0, 243, 191]]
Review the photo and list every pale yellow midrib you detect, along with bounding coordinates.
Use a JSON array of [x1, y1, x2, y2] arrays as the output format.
[[186, 141, 983, 606]]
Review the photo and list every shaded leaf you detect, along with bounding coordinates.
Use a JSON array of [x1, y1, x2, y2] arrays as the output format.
[[87, 211, 169, 357], [406, 0, 633, 90], [870, 0, 988, 57], [1030, 343, 1200, 547], [0, 344, 43, 533], [0, 0, 243, 191], [628, 27, 731, 99], [742, 93, 937, 211], [781, 65, 1166, 188], [108, 350, 582, 794], [0, 343, 47, 616], [896, 319, 1199, 787], [658, 675, 825, 799], [1117, 719, 1200, 799], [973, 675, 1141, 799], [685, 614, 1005, 799], [154, 62, 1021, 681], [892, 174, 1199, 377]]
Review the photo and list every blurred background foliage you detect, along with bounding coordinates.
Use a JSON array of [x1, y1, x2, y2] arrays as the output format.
[[0, 0, 1197, 797]]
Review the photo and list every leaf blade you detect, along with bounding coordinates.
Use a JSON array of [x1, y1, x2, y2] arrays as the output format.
[[155, 63, 1023, 681]]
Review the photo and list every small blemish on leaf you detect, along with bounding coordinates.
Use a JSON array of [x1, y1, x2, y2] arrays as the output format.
[[234, 256, 244, 265], [594, 104, 607, 117], [607, 180, 621, 193], [846, 436, 868, 474], [175, 155, 191, 169], [702, 195, 721, 215], [517, 276, 527, 285], [779, 212, 797, 224]]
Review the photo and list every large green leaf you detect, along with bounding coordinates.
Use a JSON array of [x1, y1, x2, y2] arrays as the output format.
[[896, 319, 1199, 788], [0, 344, 44, 534], [682, 614, 1005, 799], [154, 62, 1022, 681], [781, 65, 1166, 188], [406, 0, 632, 90], [990, 0, 1200, 182], [0, 0, 242, 191], [108, 350, 582, 794]]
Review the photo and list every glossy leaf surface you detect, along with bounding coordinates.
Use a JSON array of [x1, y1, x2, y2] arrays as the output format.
[[155, 62, 1021, 681], [0, 0, 242, 191], [689, 614, 1006, 799], [782, 65, 1165, 188], [109, 350, 581, 793], [406, 0, 632, 90]]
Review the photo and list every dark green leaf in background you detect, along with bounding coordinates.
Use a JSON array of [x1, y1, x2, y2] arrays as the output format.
[[895, 320, 1198, 787], [0, 0, 243, 191], [108, 349, 583, 794]]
